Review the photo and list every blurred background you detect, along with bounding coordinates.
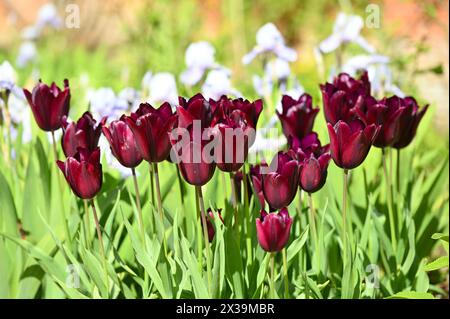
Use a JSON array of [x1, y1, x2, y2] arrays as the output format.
[[0, 0, 448, 135]]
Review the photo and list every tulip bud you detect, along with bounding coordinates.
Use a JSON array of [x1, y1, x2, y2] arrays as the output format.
[[61, 111, 105, 157], [57, 147, 102, 199], [327, 120, 379, 170], [102, 116, 143, 168], [250, 163, 268, 209], [24, 79, 70, 131], [124, 102, 177, 163], [256, 208, 292, 252], [201, 208, 224, 242], [276, 93, 319, 140], [262, 152, 299, 209]]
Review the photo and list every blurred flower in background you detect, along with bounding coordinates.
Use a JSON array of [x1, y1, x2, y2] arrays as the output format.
[[16, 41, 37, 67], [202, 68, 241, 100], [142, 72, 178, 106], [180, 41, 218, 86], [318, 12, 375, 54], [243, 23, 297, 64], [88, 87, 129, 122]]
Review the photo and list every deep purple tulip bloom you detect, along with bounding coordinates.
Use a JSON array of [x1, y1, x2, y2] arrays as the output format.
[[61, 111, 106, 157], [124, 102, 177, 163], [210, 95, 263, 130], [178, 93, 213, 129], [102, 116, 143, 168], [23, 79, 71, 131], [290, 133, 331, 193], [320, 72, 371, 125], [57, 147, 102, 199], [202, 208, 224, 242], [256, 208, 292, 252], [276, 93, 319, 140], [212, 110, 251, 172], [390, 96, 429, 149], [262, 152, 299, 210], [250, 163, 268, 209], [327, 120, 379, 170]]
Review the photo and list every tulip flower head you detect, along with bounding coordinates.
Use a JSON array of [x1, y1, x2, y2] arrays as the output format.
[[202, 208, 224, 242], [327, 119, 379, 170], [320, 72, 371, 125], [57, 147, 103, 199], [262, 151, 299, 210], [61, 111, 106, 157], [277, 93, 319, 140], [102, 116, 143, 168], [250, 162, 268, 209], [24, 79, 70, 131], [124, 102, 177, 163], [390, 96, 429, 149], [256, 208, 293, 252]]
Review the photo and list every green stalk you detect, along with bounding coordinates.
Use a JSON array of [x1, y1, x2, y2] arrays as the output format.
[[229, 172, 239, 230], [196, 185, 212, 296], [90, 199, 109, 297], [396, 149, 401, 194], [51, 130, 71, 247], [308, 192, 320, 272], [132, 168, 146, 249], [195, 187, 203, 272], [152, 162, 167, 256], [382, 149, 397, 254], [282, 249, 289, 299], [342, 169, 349, 267], [83, 199, 91, 247], [242, 164, 252, 264], [270, 252, 276, 298]]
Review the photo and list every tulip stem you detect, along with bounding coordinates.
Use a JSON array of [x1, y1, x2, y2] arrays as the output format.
[[132, 168, 146, 249], [243, 164, 252, 264], [382, 149, 397, 254], [51, 130, 71, 248], [90, 199, 109, 297], [83, 199, 91, 247], [396, 149, 400, 194], [282, 249, 289, 299], [270, 252, 276, 299], [195, 187, 203, 272], [152, 163, 167, 256], [308, 192, 320, 272], [342, 169, 348, 267], [196, 185, 212, 296], [176, 165, 185, 205], [229, 172, 239, 230]]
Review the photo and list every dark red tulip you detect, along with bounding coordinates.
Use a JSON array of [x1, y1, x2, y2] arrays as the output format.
[[250, 163, 268, 209], [178, 94, 213, 129], [276, 93, 319, 140], [124, 102, 177, 163], [23, 79, 70, 131], [202, 208, 224, 242], [61, 111, 106, 157], [57, 147, 102, 199], [327, 120, 379, 170], [210, 95, 263, 129], [212, 109, 251, 172], [262, 152, 299, 210], [170, 127, 216, 186], [320, 72, 371, 125], [290, 133, 331, 193], [256, 208, 292, 252], [390, 96, 429, 149], [102, 116, 143, 168]]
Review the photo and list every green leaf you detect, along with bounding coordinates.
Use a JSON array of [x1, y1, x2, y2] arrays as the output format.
[[387, 291, 434, 299], [287, 226, 309, 265], [424, 256, 449, 272]]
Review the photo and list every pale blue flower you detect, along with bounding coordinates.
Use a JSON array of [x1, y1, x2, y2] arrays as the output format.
[[16, 41, 38, 68], [243, 23, 297, 65], [201, 68, 241, 100], [143, 72, 178, 107], [180, 42, 217, 86], [36, 3, 62, 29], [318, 12, 375, 54], [253, 58, 293, 97], [0, 61, 17, 91], [88, 87, 129, 122], [119, 87, 141, 109]]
